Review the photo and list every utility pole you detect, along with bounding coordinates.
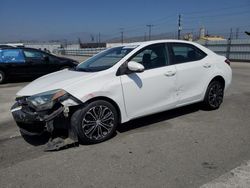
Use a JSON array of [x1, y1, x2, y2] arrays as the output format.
[[178, 14, 182, 40], [235, 28, 239, 39], [229, 28, 233, 39], [120, 28, 124, 44], [146, 24, 153, 40], [97, 32, 101, 47]]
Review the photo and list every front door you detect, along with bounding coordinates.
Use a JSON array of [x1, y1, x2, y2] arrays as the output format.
[[120, 43, 178, 119]]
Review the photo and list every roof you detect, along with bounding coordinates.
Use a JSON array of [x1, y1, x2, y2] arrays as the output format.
[[122, 39, 199, 47], [122, 39, 214, 56]]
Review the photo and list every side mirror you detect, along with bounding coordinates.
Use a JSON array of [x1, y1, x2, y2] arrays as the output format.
[[127, 61, 144, 73]]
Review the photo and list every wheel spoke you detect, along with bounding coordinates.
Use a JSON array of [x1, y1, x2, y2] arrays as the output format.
[[85, 125, 96, 136], [96, 106, 101, 119], [89, 126, 98, 138], [100, 106, 108, 119], [98, 126, 103, 138], [100, 122, 112, 129], [84, 119, 96, 124], [86, 110, 97, 121], [102, 112, 113, 121], [92, 107, 99, 120]]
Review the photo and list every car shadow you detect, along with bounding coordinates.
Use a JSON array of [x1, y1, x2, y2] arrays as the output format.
[[117, 103, 201, 133], [20, 129, 69, 146], [21, 132, 50, 146], [21, 103, 202, 148]]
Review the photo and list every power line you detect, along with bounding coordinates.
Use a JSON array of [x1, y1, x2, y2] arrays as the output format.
[[182, 3, 250, 15], [184, 10, 250, 21], [101, 3, 250, 42]]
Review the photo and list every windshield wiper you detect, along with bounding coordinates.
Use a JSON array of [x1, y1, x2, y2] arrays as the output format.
[[74, 67, 94, 72]]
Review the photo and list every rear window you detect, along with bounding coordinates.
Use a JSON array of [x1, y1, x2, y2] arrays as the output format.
[[0, 49, 25, 63], [170, 43, 207, 64]]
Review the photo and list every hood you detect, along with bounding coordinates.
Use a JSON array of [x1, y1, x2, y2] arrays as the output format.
[[17, 69, 97, 96], [59, 56, 75, 62], [59, 56, 79, 64]]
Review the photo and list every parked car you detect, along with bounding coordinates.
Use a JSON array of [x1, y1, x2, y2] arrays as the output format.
[[0, 47, 78, 84], [11, 40, 232, 150], [0, 45, 16, 48]]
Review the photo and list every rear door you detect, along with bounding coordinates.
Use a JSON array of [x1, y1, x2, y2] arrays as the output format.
[[23, 49, 49, 76], [168, 43, 211, 106], [45, 54, 65, 72]]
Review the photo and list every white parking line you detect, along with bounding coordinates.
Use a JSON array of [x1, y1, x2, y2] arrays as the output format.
[[200, 160, 250, 188]]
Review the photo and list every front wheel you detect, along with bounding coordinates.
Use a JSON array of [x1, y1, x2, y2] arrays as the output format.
[[0, 70, 6, 84], [203, 80, 224, 110], [71, 100, 118, 144]]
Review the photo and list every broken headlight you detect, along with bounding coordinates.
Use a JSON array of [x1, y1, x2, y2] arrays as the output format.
[[27, 89, 67, 111]]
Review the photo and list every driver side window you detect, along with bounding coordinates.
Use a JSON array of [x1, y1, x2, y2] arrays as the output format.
[[129, 43, 168, 70]]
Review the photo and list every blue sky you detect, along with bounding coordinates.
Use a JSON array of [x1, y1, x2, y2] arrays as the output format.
[[0, 0, 250, 42]]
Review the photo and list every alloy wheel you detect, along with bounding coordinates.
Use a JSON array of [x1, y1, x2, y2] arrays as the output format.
[[208, 83, 223, 108], [81, 105, 115, 140]]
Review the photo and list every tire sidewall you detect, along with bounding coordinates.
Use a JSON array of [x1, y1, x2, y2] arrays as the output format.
[[0, 70, 5, 84], [72, 100, 118, 144]]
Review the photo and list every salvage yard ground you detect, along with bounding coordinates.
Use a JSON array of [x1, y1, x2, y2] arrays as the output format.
[[0, 62, 250, 188]]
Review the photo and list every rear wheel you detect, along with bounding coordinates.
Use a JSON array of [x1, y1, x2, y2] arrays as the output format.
[[71, 100, 118, 144], [203, 80, 224, 110], [0, 70, 6, 84]]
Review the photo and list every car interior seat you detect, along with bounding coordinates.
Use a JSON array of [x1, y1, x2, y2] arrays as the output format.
[[187, 50, 196, 61], [142, 53, 151, 69]]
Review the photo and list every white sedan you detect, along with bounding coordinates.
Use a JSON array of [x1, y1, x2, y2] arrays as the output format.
[[11, 40, 232, 149]]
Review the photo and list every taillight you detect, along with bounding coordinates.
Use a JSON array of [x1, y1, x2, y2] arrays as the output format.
[[225, 59, 230, 66]]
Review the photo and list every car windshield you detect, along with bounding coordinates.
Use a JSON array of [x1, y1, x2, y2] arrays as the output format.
[[75, 46, 138, 72]]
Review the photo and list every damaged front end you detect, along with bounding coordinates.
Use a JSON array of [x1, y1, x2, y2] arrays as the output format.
[[11, 89, 81, 151]]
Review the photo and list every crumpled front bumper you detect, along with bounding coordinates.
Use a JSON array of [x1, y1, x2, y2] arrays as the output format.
[[11, 102, 64, 136]]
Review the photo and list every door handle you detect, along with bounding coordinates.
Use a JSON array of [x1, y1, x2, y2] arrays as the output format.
[[164, 71, 176, 77], [203, 63, 211, 68]]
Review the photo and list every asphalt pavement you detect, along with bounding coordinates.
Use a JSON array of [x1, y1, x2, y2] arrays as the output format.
[[0, 62, 250, 188]]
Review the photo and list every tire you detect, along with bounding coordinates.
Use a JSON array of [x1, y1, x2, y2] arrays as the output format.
[[71, 100, 118, 144], [203, 80, 224, 110], [0, 70, 6, 84]]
